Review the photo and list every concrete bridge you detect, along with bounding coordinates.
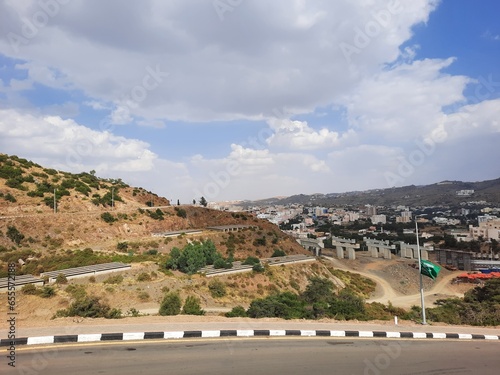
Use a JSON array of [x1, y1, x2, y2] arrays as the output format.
[[296, 237, 324, 256], [364, 238, 395, 259], [399, 242, 428, 260], [331, 236, 359, 260]]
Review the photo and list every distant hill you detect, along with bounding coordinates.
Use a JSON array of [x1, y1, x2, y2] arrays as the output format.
[[239, 178, 500, 207]]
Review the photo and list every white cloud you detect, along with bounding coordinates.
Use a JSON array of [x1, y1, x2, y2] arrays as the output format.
[[266, 119, 342, 150], [339, 58, 471, 141], [0, 0, 439, 123], [0, 108, 156, 173]]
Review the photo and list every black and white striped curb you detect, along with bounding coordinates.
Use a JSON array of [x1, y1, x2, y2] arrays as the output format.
[[2, 329, 500, 346]]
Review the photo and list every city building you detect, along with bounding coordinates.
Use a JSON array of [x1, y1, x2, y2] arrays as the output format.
[[469, 219, 500, 241], [371, 214, 386, 224]]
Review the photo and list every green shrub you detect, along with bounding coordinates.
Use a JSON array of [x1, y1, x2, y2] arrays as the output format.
[[137, 291, 150, 301], [252, 263, 264, 272], [242, 256, 260, 266], [253, 237, 266, 246], [182, 296, 205, 315], [66, 284, 87, 300], [208, 279, 227, 298], [247, 291, 308, 320], [225, 305, 247, 318], [39, 285, 56, 298], [3, 193, 16, 203], [175, 207, 187, 218], [117, 242, 128, 251], [6, 226, 24, 245], [136, 272, 152, 282], [159, 292, 182, 316], [101, 212, 117, 223], [271, 249, 286, 257], [21, 284, 38, 295], [55, 273, 68, 284], [127, 308, 140, 317], [55, 295, 121, 319], [103, 274, 124, 284]]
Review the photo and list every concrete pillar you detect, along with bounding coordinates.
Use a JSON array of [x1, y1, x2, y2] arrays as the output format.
[[370, 246, 379, 258], [336, 247, 345, 259], [347, 247, 356, 260], [421, 250, 428, 261], [383, 249, 392, 259]]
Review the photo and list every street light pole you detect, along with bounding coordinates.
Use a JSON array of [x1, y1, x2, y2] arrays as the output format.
[[416, 220, 427, 325]]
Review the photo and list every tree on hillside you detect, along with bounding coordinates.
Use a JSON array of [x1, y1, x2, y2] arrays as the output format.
[[7, 226, 24, 245], [199, 196, 207, 207]]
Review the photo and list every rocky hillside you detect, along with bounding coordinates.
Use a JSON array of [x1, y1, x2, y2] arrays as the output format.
[[0, 153, 309, 274]]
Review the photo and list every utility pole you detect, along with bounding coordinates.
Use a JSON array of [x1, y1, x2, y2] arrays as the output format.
[[416, 221, 427, 325], [111, 187, 114, 210]]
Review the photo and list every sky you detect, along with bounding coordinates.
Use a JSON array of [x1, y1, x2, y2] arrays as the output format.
[[0, 0, 499, 203]]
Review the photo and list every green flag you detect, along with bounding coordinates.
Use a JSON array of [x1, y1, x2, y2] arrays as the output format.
[[420, 260, 441, 280]]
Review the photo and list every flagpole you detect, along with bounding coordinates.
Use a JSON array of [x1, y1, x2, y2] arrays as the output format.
[[415, 220, 427, 325]]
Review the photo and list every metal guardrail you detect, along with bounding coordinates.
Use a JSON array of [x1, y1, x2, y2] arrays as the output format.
[[0, 275, 43, 290], [40, 262, 131, 279], [200, 255, 315, 276]]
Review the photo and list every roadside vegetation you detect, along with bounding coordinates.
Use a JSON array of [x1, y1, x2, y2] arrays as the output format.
[[426, 279, 500, 326]]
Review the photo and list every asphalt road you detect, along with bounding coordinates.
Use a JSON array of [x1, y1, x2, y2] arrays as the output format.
[[6, 338, 500, 375]]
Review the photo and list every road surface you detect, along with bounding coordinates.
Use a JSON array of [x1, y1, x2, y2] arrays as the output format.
[[6, 338, 500, 374]]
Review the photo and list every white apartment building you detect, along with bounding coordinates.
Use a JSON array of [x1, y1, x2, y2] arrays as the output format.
[[469, 219, 500, 241], [371, 214, 387, 224]]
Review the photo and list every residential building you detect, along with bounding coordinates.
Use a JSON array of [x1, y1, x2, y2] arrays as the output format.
[[371, 214, 386, 224], [469, 219, 500, 241]]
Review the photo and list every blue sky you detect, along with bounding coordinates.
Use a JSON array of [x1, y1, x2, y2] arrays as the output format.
[[0, 0, 499, 203]]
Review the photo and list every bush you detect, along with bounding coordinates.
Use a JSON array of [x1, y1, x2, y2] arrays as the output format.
[[101, 212, 117, 223], [208, 279, 227, 298], [242, 256, 260, 266], [225, 305, 247, 318], [39, 286, 56, 298], [175, 207, 187, 218], [55, 273, 68, 284], [103, 275, 124, 284], [127, 308, 141, 317], [137, 291, 150, 301], [182, 296, 205, 315], [252, 263, 264, 272], [253, 237, 266, 246], [7, 226, 24, 245], [159, 292, 182, 316], [247, 292, 308, 320], [117, 242, 128, 251], [55, 295, 121, 319], [21, 284, 38, 295], [136, 272, 152, 282], [271, 249, 286, 257], [66, 284, 88, 300], [3, 193, 16, 203]]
